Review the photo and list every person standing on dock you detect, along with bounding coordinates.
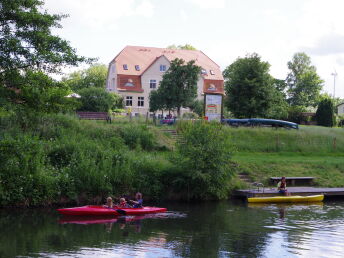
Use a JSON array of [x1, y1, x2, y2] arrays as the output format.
[[277, 177, 290, 196]]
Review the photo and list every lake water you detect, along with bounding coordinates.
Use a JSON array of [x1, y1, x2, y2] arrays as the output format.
[[1, 200, 344, 257]]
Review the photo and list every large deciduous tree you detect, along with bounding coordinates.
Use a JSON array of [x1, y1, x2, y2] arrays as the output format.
[[62, 64, 108, 91], [286, 52, 323, 107], [0, 0, 91, 112], [223, 53, 285, 118], [157, 58, 201, 116], [0, 0, 90, 78]]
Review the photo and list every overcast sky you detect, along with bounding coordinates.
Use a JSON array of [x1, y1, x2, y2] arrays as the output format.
[[44, 0, 344, 98]]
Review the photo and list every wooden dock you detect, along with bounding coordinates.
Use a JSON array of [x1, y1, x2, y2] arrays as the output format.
[[233, 187, 344, 198]]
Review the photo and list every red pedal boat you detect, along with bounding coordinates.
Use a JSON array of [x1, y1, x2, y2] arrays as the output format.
[[57, 205, 167, 216]]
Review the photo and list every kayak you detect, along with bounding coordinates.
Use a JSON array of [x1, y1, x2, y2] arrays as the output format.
[[57, 205, 167, 216], [247, 195, 324, 203]]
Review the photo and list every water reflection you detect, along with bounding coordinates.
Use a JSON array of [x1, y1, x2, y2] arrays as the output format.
[[0, 201, 344, 257]]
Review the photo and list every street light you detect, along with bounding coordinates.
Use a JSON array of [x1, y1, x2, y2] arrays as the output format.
[[331, 70, 338, 98]]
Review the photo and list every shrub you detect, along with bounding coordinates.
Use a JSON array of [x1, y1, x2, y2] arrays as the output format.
[[287, 105, 306, 123], [130, 154, 171, 200], [172, 121, 234, 200], [182, 112, 198, 119], [78, 87, 115, 112], [316, 98, 335, 127], [0, 134, 57, 206], [118, 124, 156, 150]]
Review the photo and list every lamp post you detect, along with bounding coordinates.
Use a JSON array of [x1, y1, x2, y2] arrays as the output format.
[[331, 71, 337, 99]]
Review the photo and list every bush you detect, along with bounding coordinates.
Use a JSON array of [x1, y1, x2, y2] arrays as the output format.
[[287, 105, 306, 123], [172, 121, 234, 200], [316, 98, 335, 127], [0, 134, 57, 206], [78, 87, 115, 112], [182, 112, 198, 119], [118, 124, 156, 150]]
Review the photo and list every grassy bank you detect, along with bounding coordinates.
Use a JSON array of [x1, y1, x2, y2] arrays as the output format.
[[1, 113, 344, 207]]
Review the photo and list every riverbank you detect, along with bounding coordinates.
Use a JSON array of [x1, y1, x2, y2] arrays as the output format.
[[1, 113, 343, 207]]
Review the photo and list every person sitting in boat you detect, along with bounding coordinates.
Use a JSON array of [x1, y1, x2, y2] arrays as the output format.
[[277, 177, 290, 196], [118, 198, 131, 208], [130, 192, 143, 208], [103, 197, 114, 208]]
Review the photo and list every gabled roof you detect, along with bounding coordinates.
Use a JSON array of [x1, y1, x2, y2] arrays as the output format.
[[111, 46, 223, 80]]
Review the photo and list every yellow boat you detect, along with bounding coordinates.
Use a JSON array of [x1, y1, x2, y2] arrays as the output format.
[[247, 194, 324, 203]]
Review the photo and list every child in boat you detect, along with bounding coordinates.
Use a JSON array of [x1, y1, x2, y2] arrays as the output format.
[[277, 177, 290, 196], [103, 197, 114, 208], [118, 198, 131, 208], [130, 192, 143, 208]]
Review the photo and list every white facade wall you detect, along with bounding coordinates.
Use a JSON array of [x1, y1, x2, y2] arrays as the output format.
[[139, 56, 170, 114], [106, 63, 117, 92], [338, 103, 344, 115]]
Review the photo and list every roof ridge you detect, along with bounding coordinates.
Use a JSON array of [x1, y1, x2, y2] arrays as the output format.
[[199, 50, 220, 68]]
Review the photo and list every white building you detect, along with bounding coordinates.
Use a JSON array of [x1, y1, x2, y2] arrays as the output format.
[[106, 46, 224, 116], [337, 103, 344, 115]]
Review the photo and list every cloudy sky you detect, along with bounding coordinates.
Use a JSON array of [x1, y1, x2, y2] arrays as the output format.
[[44, 0, 344, 98]]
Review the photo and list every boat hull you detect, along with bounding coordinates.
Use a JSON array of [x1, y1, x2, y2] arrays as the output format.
[[247, 195, 324, 203], [57, 205, 167, 216]]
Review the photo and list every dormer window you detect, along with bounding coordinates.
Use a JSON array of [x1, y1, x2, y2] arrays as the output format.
[[125, 79, 134, 87], [210, 70, 215, 75], [207, 84, 216, 91], [123, 64, 128, 70], [160, 65, 166, 72], [135, 65, 140, 71], [201, 69, 207, 75]]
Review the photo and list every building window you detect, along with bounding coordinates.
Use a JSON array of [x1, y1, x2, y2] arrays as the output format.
[[123, 64, 128, 70], [125, 79, 134, 87], [135, 65, 140, 71], [160, 64, 166, 72], [150, 79, 157, 89], [138, 97, 144, 107], [126, 96, 133, 106], [201, 68, 207, 75], [210, 70, 215, 75]]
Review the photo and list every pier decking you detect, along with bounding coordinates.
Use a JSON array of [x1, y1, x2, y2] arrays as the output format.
[[233, 187, 344, 198]]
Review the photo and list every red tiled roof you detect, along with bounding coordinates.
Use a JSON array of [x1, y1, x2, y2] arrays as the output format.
[[112, 46, 223, 80]]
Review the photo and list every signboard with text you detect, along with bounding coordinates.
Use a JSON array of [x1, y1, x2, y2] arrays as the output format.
[[204, 94, 223, 122]]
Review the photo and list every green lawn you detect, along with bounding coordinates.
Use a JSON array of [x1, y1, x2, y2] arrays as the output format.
[[232, 152, 344, 187]]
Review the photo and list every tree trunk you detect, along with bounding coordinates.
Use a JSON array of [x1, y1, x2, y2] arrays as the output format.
[[177, 107, 181, 117]]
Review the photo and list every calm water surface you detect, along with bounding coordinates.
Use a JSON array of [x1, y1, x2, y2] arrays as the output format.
[[1, 201, 344, 257]]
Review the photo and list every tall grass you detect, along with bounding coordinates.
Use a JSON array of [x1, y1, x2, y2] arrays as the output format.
[[224, 126, 344, 153], [0, 113, 168, 206]]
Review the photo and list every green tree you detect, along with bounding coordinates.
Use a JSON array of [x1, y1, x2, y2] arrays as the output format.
[[158, 58, 201, 116], [187, 99, 204, 117], [15, 71, 79, 113], [0, 0, 91, 112], [316, 97, 335, 127], [149, 90, 164, 113], [167, 44, 197, 50], [0, 0, 90, 78], [62, 64, 107, 91], [223, 53, 281, 118], [286, 52, 323, 107], [78, 87, 120, 112]]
